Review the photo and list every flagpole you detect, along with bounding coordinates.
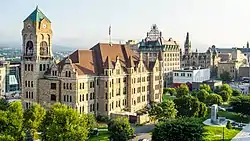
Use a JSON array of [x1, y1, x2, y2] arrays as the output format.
[[109, 25, 112, 46]]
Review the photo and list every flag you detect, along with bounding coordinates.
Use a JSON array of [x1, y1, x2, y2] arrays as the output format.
[[109, 25, 111, 36]]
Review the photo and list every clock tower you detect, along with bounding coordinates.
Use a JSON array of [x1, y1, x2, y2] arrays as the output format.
[[21, 6, 53, 108]]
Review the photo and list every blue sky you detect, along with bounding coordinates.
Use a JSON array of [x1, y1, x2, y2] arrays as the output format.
[[1, 0, 250, 51]]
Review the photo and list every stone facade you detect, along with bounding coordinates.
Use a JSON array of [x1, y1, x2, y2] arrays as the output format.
[[138, 24, 180, 87], [21, 8, 163, 116]]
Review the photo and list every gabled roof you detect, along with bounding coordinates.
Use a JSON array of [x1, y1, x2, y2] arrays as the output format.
[[24, 6, 51, 23]]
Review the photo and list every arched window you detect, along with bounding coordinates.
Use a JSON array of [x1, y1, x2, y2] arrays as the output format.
[[26, 41, 34, 56], [40, 41, 48, 56]]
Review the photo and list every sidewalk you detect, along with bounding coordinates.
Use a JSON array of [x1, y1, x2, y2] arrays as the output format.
[[232, 124, 250, 141]]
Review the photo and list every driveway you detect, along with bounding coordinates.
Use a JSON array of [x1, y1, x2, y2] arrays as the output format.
[[232, 124, 250, 141]]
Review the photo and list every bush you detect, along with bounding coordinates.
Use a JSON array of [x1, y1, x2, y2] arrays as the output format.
[[226, 120, 232, 129], [96, 115, 109, 123]]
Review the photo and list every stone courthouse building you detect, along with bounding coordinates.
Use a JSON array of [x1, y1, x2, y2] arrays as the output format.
[[21, 7, 163, 116]]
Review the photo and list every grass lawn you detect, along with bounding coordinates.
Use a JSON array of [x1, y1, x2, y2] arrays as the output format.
[[203, 126, 240, 141], [163, 94, 176, 101], [217, 111, 250, 123], [88, 130, 110, 141]]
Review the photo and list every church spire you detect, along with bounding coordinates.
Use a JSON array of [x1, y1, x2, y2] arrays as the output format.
[[184, 32, 191, 55], [247, 41, 249, 48]]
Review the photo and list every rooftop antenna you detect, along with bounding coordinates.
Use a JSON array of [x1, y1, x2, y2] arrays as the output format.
[[109, 25, 112, 46]]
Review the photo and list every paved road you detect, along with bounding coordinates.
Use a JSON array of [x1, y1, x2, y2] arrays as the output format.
[[232, 124, 250, 141], [131, 124, 155, 141]]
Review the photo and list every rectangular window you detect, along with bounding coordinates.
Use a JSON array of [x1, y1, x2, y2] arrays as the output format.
[[105, 104, 108, 111], [69, 96, 72, 102], [31, 64, 33, 71], [90, 93, 93, 100], [80, 95, 82, 102], [31, 92, 33, 99], [64, 95, 66, 101], [105, 93, 108, 99], [63, 83, 66, 89], [70, 83, 72, 90], [43, 64, 46, 71], [86, 94, 88, 100], [51, 94, 56, 101], [105, 81, 108, 88], [82, 94, 84, 101], [31, 81, 33, 87], [51, 83, 56, 90]]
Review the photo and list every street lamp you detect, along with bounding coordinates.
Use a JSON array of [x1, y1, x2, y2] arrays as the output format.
[[222, 127, 225, 141]]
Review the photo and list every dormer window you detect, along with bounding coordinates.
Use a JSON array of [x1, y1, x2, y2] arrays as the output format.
[[52, 71, 57, 76]]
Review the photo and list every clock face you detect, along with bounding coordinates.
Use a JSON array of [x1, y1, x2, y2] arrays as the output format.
[[27, 24, 31, 29], [43, 24, 47, 28]]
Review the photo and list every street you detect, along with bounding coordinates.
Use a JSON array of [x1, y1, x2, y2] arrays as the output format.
[[132, 124, 155, 141]]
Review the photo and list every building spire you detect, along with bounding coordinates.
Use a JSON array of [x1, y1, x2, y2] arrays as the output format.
[[184, 32, 191, 55], [36, 5, 39, 10], [247, 41, 249, 48]]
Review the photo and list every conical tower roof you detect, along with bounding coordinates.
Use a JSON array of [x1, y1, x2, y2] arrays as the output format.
[[24, 6, 51, 23]]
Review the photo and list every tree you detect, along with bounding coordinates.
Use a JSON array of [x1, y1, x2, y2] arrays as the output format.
[[198, 102, 208, 118], [176, 84, 189, 98], [148, 100, 177, 121], [205, 94, 223, 106], [230, 96, 250, 115], [200, 84, 212, 93], [226, 120, 232, 129], [85, 113, 97, 130], [232, 89, 242, 96], [108, 117, 134, 141], [0, 99, 8, 111], [23, 104, 46, 140], [220, 71, 232, 82], [197, 89, 209, 103], [41, 103, 89, 141], [0, 102, 25, 141], [152, 118, 203, 141], [220, 84, 233, 96], [164, 88, 177, 96], [174, 96, 207, 117], [218, 90, 230, 102]]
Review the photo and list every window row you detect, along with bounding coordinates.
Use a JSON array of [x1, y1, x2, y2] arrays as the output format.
[[174, 72, 192, 77], [39, 64, 49, 71], [24, 64, 33, 71], [25, 81, 34, 87], [79, 92, 95, 102], [63, 83, 72, 90], [25, 91, 33, 99], [63, 95, 72, 102]]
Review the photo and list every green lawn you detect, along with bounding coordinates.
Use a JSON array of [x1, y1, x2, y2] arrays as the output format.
[[203, 126, 240, 141], [88, 130, 110, 141], [217, 111, 250, 123]]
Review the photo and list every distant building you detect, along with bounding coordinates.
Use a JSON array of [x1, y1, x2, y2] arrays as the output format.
[[138, 24, 181, 87], [172, 67, 210, 88], [0, 56, 7, 97], [181, 34, 220, 70], [239, 66, 250, 78], [217, 60, 245, 80], [126, 40, 139, 53], [21, 7, 164, 116], [192, 80, 223, 91], [5, 62, 21, 96]]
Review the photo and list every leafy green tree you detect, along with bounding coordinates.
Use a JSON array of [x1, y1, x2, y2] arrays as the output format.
[[0, 102, 25, 141], [41, 103, 89, 141], [174, 96, 207, 117], [232, 89, 242, 96], [198, 102, 208, 118], [197, 89, 209, 103], [220, 71, 232, 82], [176, 84, 189, 98], [0, 99, 8, 110], [230, 96, 250, 115], [164, 88, 177, 96], [23, 104, 46, 140], [200, 84, 212, 93], [148, 100, 177, 121], [220, 84, 233, 96], [152, 118, 203, 141], [226, 120, 232, 129], [218, 90, 230, 102], [0, 135, 15, 141], [205, 94, 223, 106], [108, 117, 134, 141], [85, 113, 97, 130]]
